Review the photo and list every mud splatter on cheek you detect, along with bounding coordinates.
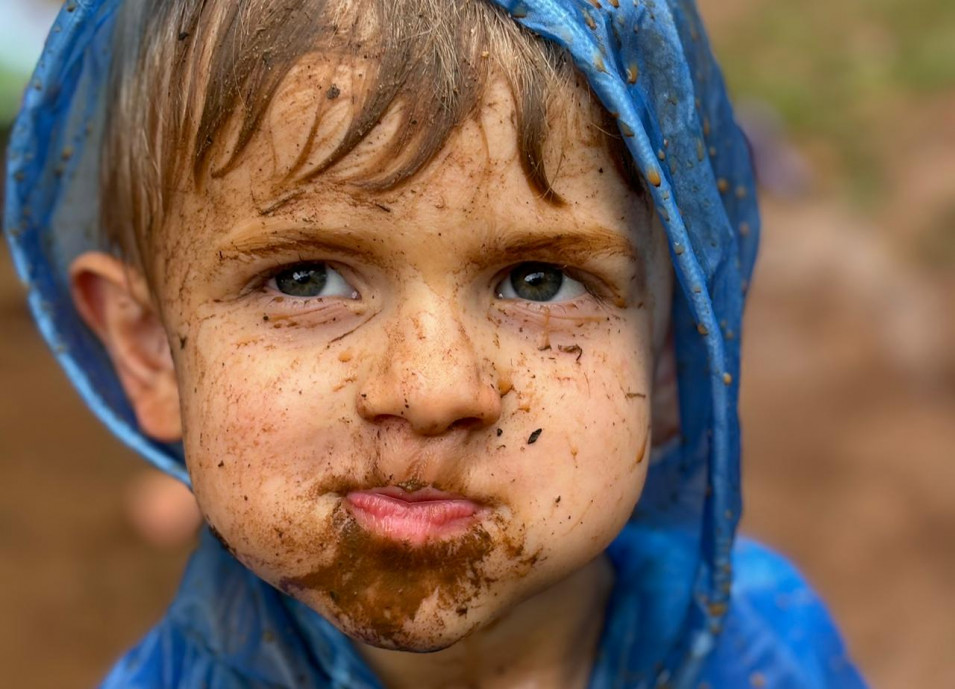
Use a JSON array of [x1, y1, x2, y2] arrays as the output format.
[[496, 369, 514, 397]]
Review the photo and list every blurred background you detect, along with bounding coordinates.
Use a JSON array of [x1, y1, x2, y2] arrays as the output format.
[[1, 0, 953, 686]]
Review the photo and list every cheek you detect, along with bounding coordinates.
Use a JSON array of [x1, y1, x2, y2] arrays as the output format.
[[175, 324, 365, 563], [494, 316, 652, 561]]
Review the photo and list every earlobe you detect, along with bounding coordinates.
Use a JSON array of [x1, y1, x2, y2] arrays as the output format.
[[69, 252, 182, 443]]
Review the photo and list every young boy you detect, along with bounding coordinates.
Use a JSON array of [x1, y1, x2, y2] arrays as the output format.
[[4, 0, 867, 687]]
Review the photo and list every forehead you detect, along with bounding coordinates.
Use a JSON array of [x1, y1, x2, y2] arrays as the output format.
[[162, 59, 649, 264], [215, 53, 609, 185]]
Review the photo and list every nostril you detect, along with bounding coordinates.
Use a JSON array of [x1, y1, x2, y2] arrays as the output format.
[[449, 417, 486, 433], [371, 413, 404, 427]]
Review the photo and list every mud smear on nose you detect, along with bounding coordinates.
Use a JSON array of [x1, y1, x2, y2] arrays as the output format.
[[279, 504, 533, 649]]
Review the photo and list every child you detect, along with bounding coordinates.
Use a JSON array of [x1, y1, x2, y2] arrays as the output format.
[[3, 0, 867, 687]]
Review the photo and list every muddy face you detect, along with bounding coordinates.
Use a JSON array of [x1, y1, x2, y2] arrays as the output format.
[[145, 67, 671, 651]]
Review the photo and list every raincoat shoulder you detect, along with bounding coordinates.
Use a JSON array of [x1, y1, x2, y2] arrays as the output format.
[[699, 539, 867, 689]]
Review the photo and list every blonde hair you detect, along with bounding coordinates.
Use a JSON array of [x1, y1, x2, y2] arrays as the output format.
[[102, 0, 640, 269]]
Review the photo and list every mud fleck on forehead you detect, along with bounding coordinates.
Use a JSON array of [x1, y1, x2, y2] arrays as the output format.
[[279, 504, 536, 650]]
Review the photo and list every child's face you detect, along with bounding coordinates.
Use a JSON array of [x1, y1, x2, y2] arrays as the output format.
[[151, 65, 670, 650]]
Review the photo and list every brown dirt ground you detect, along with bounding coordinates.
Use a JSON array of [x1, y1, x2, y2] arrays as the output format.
[[740, 197, 955, 688]]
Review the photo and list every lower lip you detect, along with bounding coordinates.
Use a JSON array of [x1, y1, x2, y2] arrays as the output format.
[[344, 489, 481, 546]]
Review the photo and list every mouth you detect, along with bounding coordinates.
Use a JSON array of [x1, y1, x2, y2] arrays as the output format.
[[344, 486, 484, 546]]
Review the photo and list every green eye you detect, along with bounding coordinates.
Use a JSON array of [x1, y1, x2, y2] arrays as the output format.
[[275, 264, 327, 297], [497, 262, 586, 303], [510, 263, 563, 301], [270, 263, 356, 298]]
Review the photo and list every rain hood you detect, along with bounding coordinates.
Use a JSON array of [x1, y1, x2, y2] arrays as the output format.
[[3, 0, 867, 687]]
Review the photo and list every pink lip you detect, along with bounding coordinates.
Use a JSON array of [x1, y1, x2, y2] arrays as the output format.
[[344, 487, 482, 546]]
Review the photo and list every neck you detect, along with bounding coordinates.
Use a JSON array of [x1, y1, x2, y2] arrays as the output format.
[[357, 555, 614, 689]]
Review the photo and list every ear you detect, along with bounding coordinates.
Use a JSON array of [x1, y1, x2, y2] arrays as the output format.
[[69, 252, 182, 443]]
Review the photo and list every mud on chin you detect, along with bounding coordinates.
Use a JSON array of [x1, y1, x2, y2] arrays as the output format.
[[278, 505, 539, 650]]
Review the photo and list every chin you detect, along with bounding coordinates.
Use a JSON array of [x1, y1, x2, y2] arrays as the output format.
[[344, 620, 470, 653], [301, 586, 491, 653], [270, 503, 540, 648]]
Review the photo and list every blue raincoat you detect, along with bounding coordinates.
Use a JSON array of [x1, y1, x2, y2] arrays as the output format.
[[3, 0, 868, 687]]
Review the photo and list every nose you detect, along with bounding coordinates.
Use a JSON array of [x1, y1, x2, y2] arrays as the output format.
[[356, 303, 501, 436]]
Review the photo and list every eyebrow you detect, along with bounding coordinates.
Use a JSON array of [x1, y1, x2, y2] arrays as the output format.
[[217, 228, 382, 265], [474, 225, 638, 266], [214, 214, 644, 286], [221, 224, 636, 261]]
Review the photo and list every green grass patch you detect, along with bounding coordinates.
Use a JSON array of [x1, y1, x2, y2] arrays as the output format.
[[0, 65, 30, 128], [709, 0, 955, 204]]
